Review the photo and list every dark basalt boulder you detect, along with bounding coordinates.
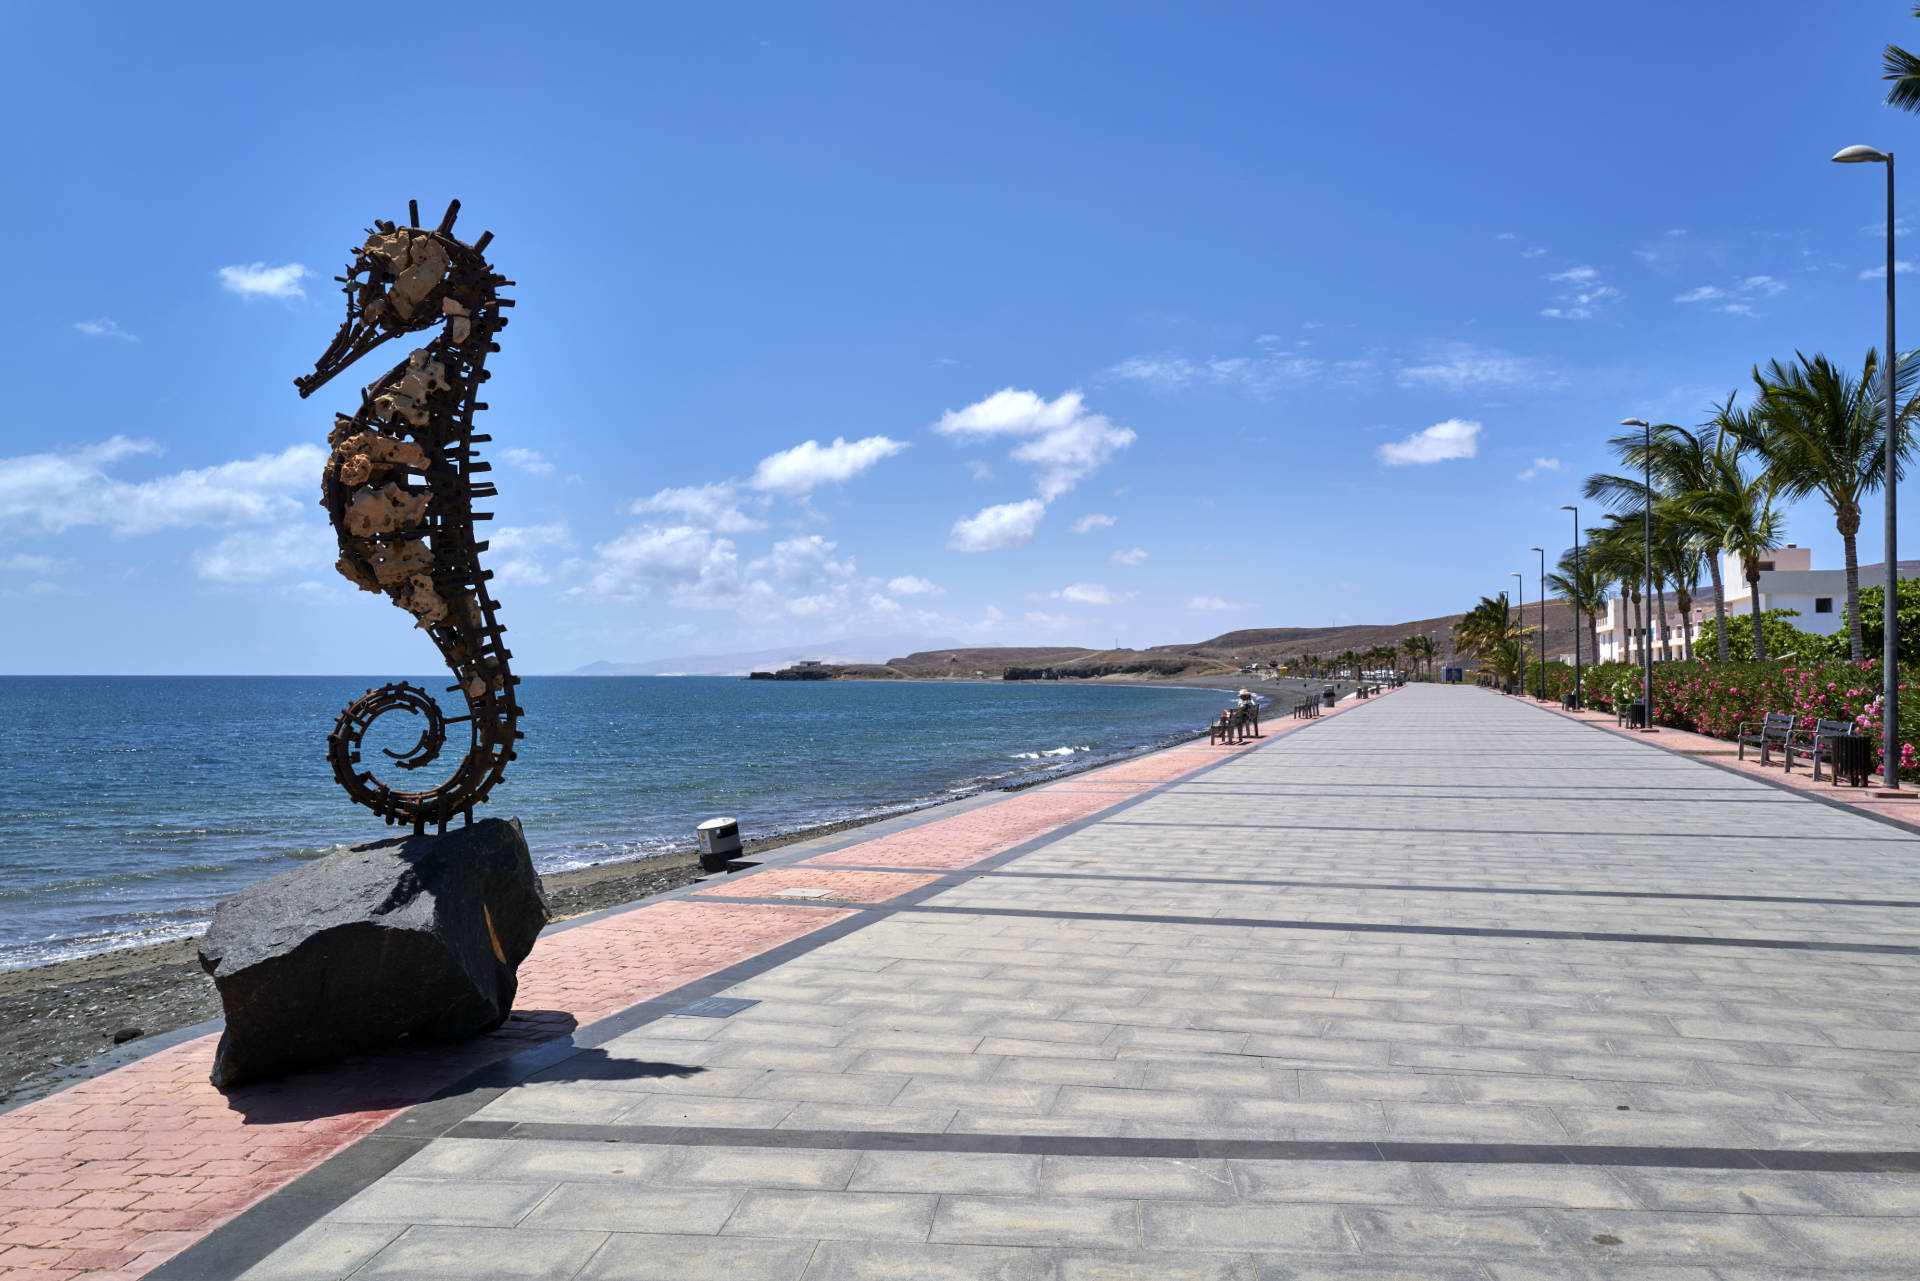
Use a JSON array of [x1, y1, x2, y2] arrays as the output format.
[[199, 816, 547, 1089]]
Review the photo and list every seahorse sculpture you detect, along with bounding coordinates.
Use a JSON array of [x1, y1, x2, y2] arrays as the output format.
[[296, 199, 521, 834]]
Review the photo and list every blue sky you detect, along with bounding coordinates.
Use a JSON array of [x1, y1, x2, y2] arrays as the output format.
[[2, 1, 1916, 673]]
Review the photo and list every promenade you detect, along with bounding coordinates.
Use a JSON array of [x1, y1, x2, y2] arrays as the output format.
[[14, 684, 1920, 1279]]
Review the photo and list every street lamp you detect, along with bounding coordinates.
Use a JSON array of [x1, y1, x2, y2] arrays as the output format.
[[1834, 143, 1903, 793], [1622, 417, 1655, 731], [1511, 572, 1524, 696], [1561, 504, 1582, 710], [1531, 546, 1546, 700]]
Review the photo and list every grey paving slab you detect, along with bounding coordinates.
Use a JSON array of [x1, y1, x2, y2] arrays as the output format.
[[225, 687, 1920, 1279]]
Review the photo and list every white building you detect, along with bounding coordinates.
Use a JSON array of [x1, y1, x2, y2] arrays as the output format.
[[1592, 545, 1920, 662]]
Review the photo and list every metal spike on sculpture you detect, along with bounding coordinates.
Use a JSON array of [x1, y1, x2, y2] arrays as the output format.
[[296, 198, 522, 834]]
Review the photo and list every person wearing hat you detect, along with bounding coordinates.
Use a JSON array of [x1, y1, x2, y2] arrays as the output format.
[[1236, 688, 1259, 738]]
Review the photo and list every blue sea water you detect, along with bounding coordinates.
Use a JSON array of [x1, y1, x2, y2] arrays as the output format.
[[0, 676, 1230, 971]]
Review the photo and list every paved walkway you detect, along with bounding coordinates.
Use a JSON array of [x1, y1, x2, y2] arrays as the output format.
[[26, 684, 1920, 1278]]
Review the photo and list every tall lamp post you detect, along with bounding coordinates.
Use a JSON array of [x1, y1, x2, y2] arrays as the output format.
[[1561, 505, 1582, 710], [1621, 417, 1655, 731], [1833, 144, 1903, 793], [1510, 572, 1524, 696], [1531, 547, 1547, 699]]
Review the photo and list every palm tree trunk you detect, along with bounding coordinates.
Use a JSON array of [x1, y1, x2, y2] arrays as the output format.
[[1748, 571, 1767, 662], [1676, 585, 1694, 661], [1656, 581, 1672, 663], [1708, 552, 1729, 662], [1588, 609, 1601, 667], [1841, 523, 1864, 662], [1628, 584, 1642, 665]]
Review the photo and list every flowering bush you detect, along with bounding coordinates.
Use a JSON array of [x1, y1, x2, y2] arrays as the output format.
[[1578, 657, 1918, 776]]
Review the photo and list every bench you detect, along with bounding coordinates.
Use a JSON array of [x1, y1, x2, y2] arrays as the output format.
[[1208, 704, 1257, 745], [1736, 711, 1796, 766], [1785, 718, 1858, 780]]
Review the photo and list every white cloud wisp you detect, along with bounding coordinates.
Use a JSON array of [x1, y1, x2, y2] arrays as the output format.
[[1376, 419, 1482, 466], [217, 263, 310, 300]]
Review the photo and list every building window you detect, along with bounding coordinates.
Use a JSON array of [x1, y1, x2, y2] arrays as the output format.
[[1815, 597, 1834, 614], [1758, 561, 1774, 572]]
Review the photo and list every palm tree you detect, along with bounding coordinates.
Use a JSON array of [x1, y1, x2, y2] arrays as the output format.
[[1748, 349, 1918, 661], [1676, 451, 1788, 661], [1402, 634, 1434, 680], [1653, 513, 1704, 662], [1586, 518, 1646, 664], [1885, 10, 1920, 112], [1546, 547, 1605, 669]]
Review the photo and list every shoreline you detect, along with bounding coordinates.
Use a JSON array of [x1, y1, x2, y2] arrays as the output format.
[[0, 676, 1329, 1107]]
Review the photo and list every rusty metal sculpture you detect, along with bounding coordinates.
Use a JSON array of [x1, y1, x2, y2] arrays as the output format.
[[297, 199, 521, 834]]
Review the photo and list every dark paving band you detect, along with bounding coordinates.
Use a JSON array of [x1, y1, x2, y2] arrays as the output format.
[[444, 1118, 1920, 1175], [680, 897, 1920, 957], [807, 867, 1920, 910], [1099, 820, 1908, 842]]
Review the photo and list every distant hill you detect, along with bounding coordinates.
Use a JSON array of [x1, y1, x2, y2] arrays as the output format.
[[1154, 601, 1587, 668], [571, 633, 962, 677]]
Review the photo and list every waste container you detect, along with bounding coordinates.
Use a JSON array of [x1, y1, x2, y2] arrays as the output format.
[[1830, 733, 1874, 787], [697, 816, 741, 871], [1322, 687, 1337, 710], [1627, 701, 1647, 728]]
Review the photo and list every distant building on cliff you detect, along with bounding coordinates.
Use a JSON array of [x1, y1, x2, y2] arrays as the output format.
[[1593, 545, 1920, 662]]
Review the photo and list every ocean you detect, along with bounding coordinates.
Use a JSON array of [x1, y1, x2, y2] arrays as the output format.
[[0, 676, 1231, 971]]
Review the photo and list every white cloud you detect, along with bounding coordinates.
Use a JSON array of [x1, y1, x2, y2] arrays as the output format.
[[500, 448, 555, 475], [965, 459, 995, 482], [751, 534, 853, 587], [1676, 276, 1786, 310], [1024, 610, 1073, 629], [1071, 513, 1117, 534], [1516, 457, 1563, 481], [1110, 547, 1147, 566], [1863, 218, 1911, 237], [1496, 232, 1517, 241], [947, 498, 1046, 552], [74, 317, 136, 342], [1105, 352, 1322, 397], [934, 389, 1134, 500], [1520, 247, 1548, 259], [192, 521, 334, 584], [583, 524, 739, 603], [0, 437, 324, 536], [217, 263, 310, 299], [1397, 342, 1555, 391], [887, 575, 943, 596], [0, 553, 67, 575], [749, 435, 907, 495], [1059, 582, 1128, 606], [1860, 260, 1916, 280], [1187, 595, 1246, 611], [487, 522, 575, 586], [1539, 265, 1620, 320], [631, 483, 767, 533], [1376, 418, 1482, 466]]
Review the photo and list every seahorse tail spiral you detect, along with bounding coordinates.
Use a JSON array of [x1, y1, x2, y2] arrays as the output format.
[[327, 680, 508, 832]]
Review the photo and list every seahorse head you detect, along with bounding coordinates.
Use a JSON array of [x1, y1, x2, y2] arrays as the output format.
[[294, 198, 489, 399]]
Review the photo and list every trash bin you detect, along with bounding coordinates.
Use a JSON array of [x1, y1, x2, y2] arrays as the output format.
[[1322, 687, 1337, 710], [1627, 701, 1647, 728], [1830, 733, 1874, 787], [696, 816, 741, 871]]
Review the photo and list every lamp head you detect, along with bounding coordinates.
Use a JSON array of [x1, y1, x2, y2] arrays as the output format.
[[1833, 144, 1891, 164], [1559, 504, 1577, 512], [1530, 546, 1543, 553], [1621, 418, 1649, 428]]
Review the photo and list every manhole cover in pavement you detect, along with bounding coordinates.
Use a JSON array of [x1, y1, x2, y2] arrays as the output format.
[[770, 886, 839, 898]]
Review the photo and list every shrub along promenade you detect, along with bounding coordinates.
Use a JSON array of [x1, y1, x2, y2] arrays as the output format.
[[11, 683, 1920, 1279]]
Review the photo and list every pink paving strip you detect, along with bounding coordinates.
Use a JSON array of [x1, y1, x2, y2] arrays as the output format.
[[0, 900, 848, 1281], [688, 868, 941, 903]]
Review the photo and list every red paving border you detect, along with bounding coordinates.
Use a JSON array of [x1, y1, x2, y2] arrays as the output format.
[[0, 686, 1391, 1279]]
